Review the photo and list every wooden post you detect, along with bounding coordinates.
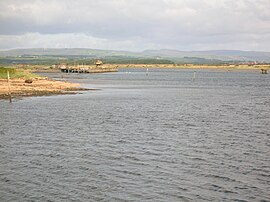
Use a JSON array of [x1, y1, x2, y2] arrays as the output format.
[[192, 71, 196, 81], [7, 71, 12, 103], [261, 69, 268, 74]]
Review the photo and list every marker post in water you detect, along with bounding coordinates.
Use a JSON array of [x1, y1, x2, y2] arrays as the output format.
[[192, 71, 196, 81], [146, 68, 149, 76], [7, 71, 12, 103]]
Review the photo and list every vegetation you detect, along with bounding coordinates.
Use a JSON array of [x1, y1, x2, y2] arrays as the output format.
[[1, 48, 270, 62], [1, 49, 269, 65], [0, 55, 174, 65], [103, 56, 174, 64], [1, 54, 264, 66], [0, 67, 38, 79]]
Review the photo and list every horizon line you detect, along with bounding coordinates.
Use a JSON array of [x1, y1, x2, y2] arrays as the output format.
[[0, 48, 270, 53]]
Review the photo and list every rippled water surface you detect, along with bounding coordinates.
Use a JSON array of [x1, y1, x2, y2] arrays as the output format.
[[1, 68, 269, 201]]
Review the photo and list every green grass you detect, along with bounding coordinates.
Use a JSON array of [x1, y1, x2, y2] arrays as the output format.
[[0, 67, 39, 79]]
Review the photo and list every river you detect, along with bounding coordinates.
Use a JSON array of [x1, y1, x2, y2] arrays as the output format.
[[0, 68, 269, 201]]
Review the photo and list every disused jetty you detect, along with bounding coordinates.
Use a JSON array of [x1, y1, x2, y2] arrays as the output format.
[[60, 65, 118, 74], [59, 60, 117, 73]]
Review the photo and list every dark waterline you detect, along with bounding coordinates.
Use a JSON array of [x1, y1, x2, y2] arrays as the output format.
[[0, 68, 269, 201]]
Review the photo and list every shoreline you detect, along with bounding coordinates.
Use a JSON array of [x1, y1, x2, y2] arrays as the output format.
[[0, 77, 91, 100], [1, 64, 268, 100], [112, 64, 270, 70], [15, 63, 270, 72]]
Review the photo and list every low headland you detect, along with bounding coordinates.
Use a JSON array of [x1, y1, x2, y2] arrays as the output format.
[[0, 67, 88, 100]]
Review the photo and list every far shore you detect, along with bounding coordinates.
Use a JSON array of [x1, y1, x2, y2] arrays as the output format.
[[112, 64, 270, 71], [19, 63, 270, 74]]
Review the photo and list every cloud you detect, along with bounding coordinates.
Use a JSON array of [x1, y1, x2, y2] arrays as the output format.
[[0, 0, 270, 51], [0, 33, 161, 51]]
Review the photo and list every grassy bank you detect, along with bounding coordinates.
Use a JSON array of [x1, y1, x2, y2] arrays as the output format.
[[0, 67, 39, 79]]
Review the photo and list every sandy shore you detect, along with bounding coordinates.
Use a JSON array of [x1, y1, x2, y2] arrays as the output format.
[[111, 64, 270, 70], [0, 77, 87, 99]]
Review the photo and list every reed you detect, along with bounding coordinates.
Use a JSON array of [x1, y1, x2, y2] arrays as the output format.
[[0, 67, 38, 79]]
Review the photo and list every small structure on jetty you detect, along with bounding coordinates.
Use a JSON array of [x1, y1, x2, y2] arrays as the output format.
[[95, 60, 103, 67]]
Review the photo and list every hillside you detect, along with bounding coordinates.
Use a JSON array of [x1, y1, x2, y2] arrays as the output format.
[[0, 48, 270, 64]]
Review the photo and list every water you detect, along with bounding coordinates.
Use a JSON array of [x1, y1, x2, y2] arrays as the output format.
[[0, 68, 269, 201]]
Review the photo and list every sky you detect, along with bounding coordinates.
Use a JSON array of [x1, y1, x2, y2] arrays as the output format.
[[0, 0, 270, 51]]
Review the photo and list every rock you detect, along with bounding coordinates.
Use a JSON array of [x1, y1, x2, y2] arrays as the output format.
[[25, 79, 33, 84]]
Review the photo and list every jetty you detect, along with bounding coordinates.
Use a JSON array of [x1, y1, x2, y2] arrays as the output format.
[[59, 60, 118, 73], [60, 66, 118, 73]]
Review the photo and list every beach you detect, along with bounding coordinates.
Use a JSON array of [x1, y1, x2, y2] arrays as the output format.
[[0, 77, 82, 99]]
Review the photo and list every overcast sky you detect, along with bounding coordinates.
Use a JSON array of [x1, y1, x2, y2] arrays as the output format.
[[0, 0, 270, 51]]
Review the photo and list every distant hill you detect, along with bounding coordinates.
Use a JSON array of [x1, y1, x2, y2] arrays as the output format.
[[142, 49, 270, 62], [0, 48, 270, 64]]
